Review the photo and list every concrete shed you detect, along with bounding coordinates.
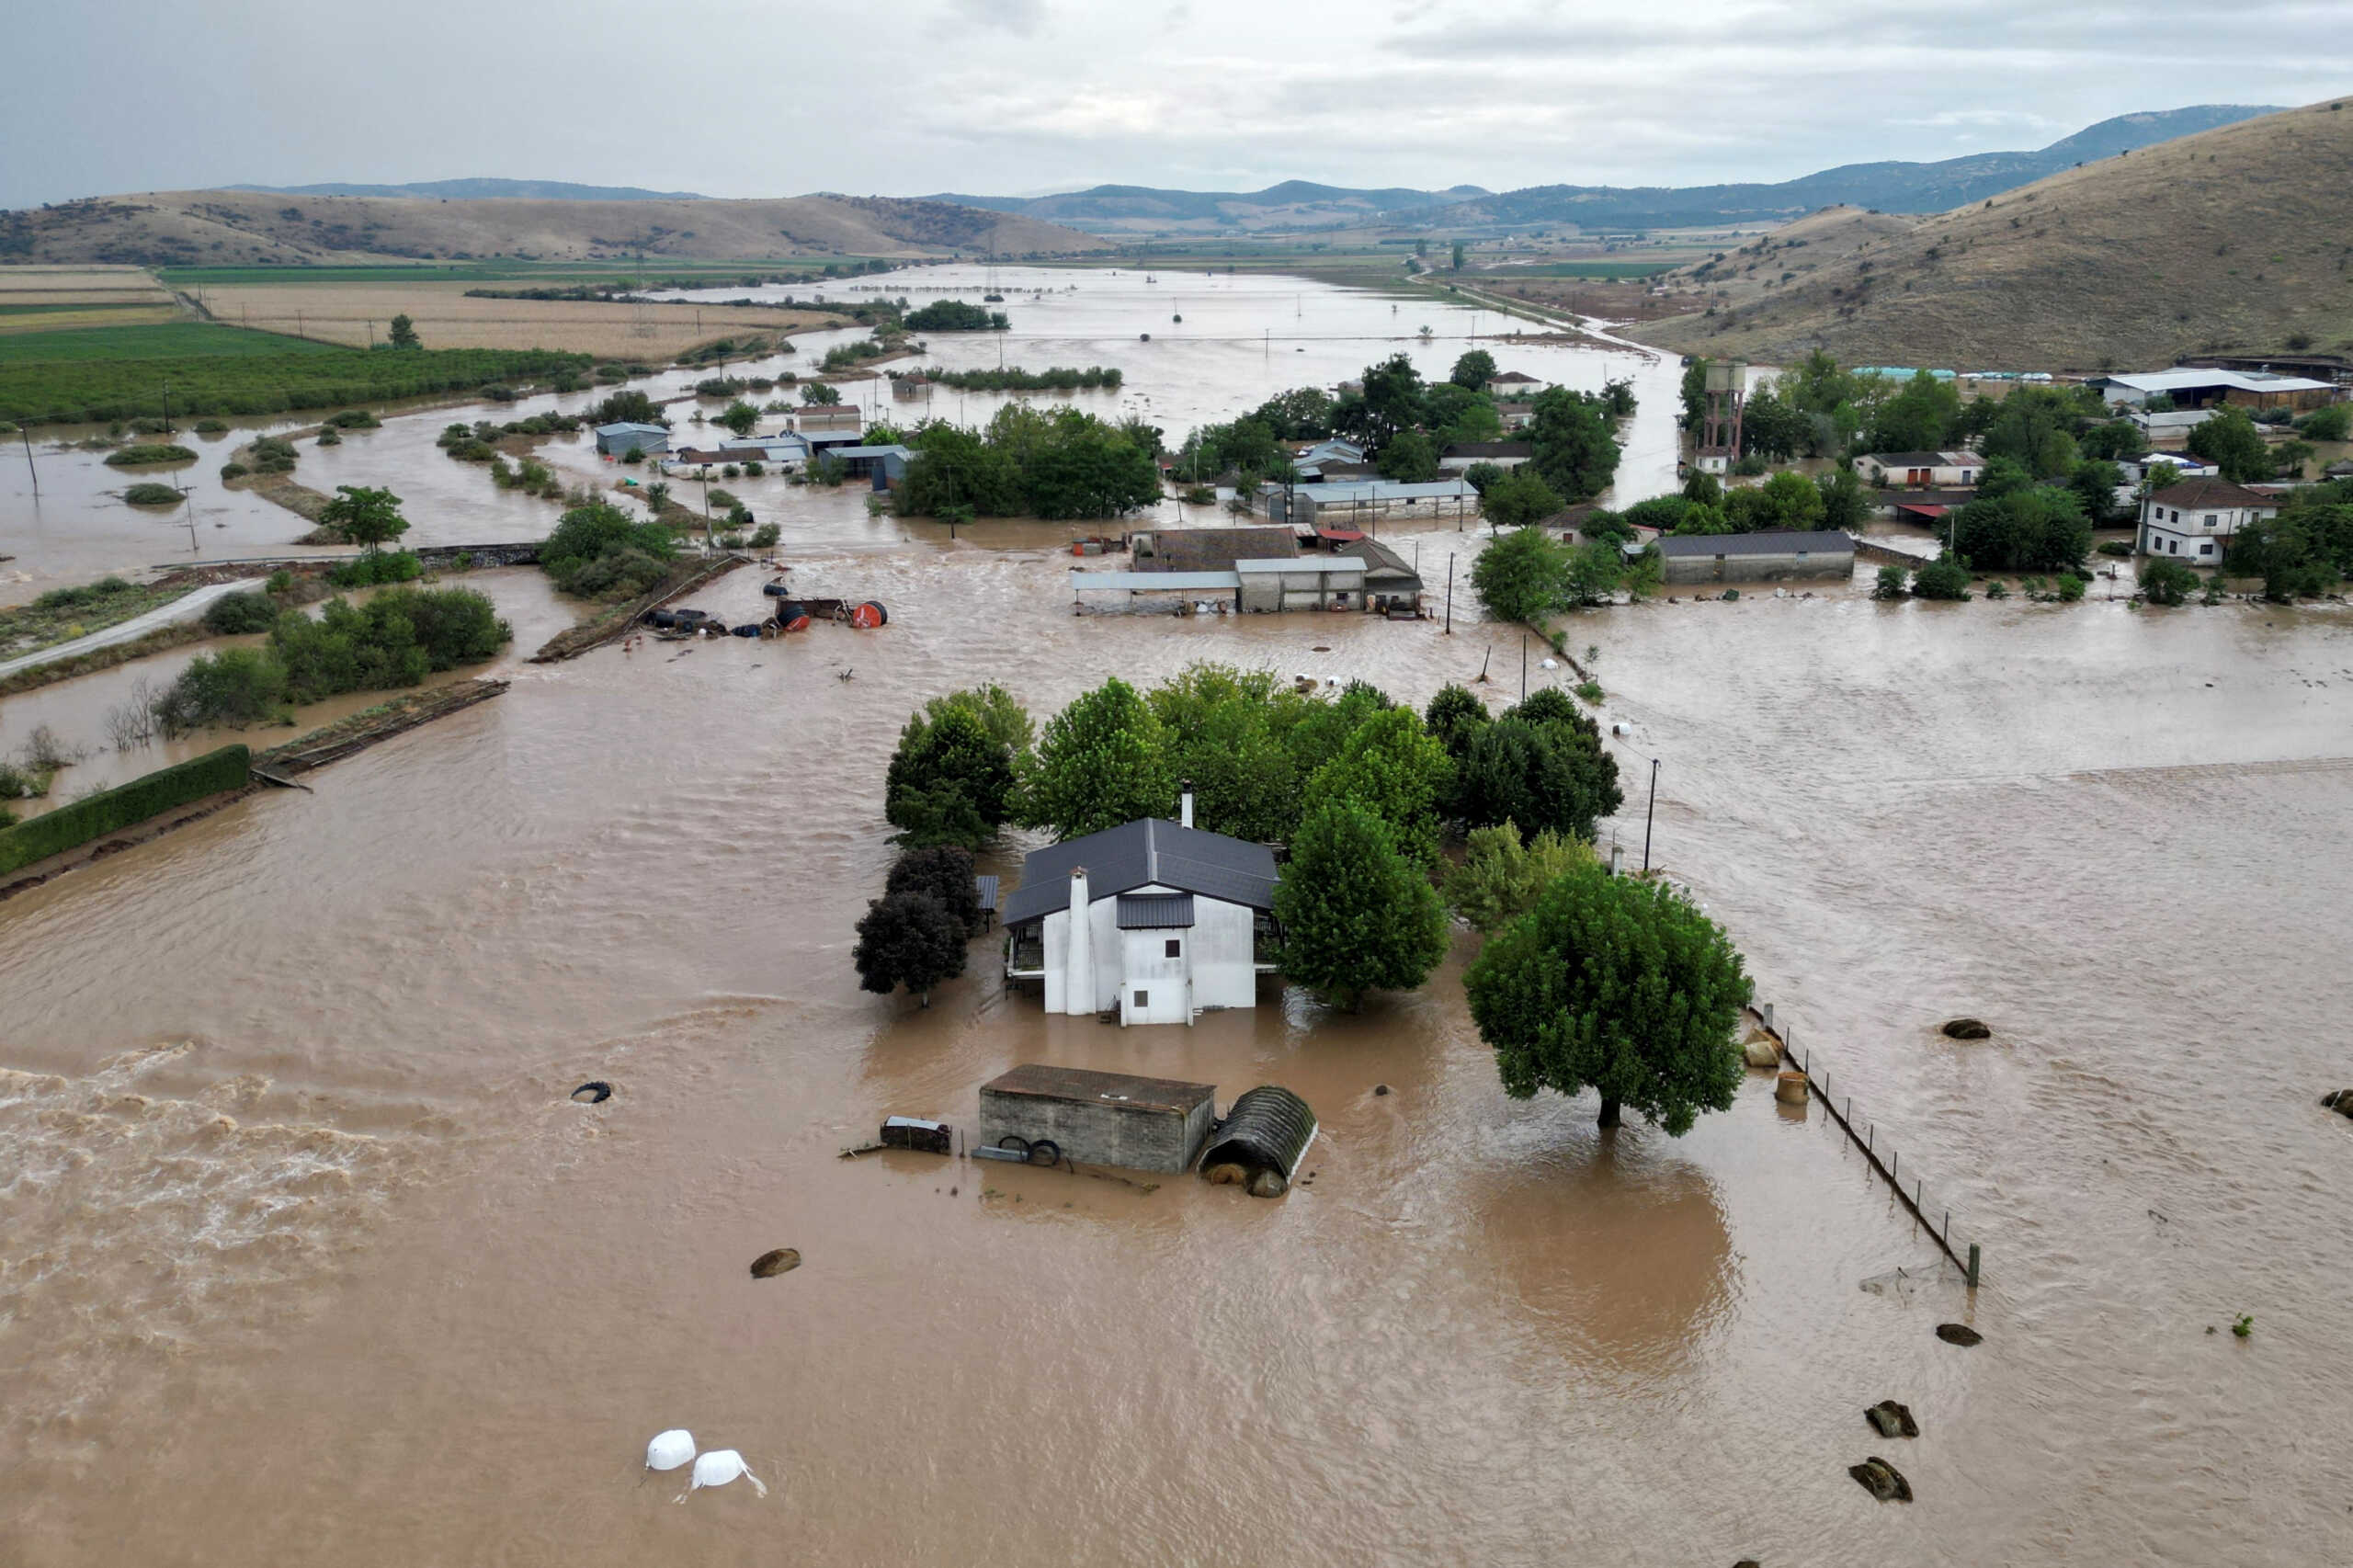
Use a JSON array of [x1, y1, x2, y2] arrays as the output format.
[[978, 1063, 1217, 1173], [1656, 529, 1856, 584]]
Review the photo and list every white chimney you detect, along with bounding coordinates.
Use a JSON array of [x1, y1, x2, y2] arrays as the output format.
[[1063, 866, 1094, 1016], [1179, 778, 1194, 830]]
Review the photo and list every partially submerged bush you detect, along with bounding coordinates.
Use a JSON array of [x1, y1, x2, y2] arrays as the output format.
[[540, 500, 679, 600], [123, 483, 182, 506], [325, 550, 423, 588], [104, 443, 198, 467], [202, 590, 280, 635]]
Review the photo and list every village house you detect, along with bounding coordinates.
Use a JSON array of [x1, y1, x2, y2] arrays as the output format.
[[1438, 440, 1532, 472], [1656, 529, 1857, 584], [2139, 478, 2279, 560], [594, 420, 669, 457], [1853, 449, 1980, 488], [1000, 789, 1279, 1026], [1484, 369, 1543, 399], [1494, 399, 1537, 430]]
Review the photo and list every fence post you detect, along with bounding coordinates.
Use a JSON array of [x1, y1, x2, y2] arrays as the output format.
[[1966, 1244, 1981, 1288]]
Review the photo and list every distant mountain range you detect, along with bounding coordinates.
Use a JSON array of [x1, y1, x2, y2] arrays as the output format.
[[227, 177, 707, 202], [921, 107, 2283, 234]]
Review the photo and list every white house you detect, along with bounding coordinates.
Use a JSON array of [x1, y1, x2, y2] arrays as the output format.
[[1485, 370, 1544, 399], [1853, 449, 1980, 488], [2139, 478, 2278, 560], [1000, 790, 1278, 1027]]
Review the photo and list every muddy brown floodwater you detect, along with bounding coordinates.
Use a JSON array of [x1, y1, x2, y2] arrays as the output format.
[[3, 271, 2351, 1566]]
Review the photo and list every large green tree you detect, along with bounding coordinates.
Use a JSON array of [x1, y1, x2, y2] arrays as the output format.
[[1450, 349, 1498, 391], [1377, 428, 1440, 483], [2187, 406, 2273, 482], [1146, 663, 1306, 844], [1018, 676, 1174, 839], [1723, 470, 1826, 533], [1950, 485, 2092, 573], [1465, 862, 1749, 1132], [1472, 526, 1568, 623], [1528, 386, 1620, 501], [1272, 801, 1449, 1010], [1981, 386, 2083, 478], [852, 891, 969, 1006], [1867, 369, 1961, 453], [1443, 821, 1594, 933], [1479, 466, 1563, 530], [1455, 696, 1622, 843], [318, 484, 409, 551], [885, 704, 1017, 848], [1301, 704, 1454, 869]]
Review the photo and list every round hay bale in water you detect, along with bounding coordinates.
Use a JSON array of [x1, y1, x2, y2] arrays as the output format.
[[749, 1247, 801, 1278], [1942, 1017, 1992, 1040], [1774, 1070, 1809, 1106], [1743, 1035, 1782, 1069], [644, 1429, 696, 1471], [1247, 1169, 1289, 1199], [1203, 1162, 1248, 1187]]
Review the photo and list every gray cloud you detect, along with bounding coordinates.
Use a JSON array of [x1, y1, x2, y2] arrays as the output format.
[[0, 0, 2346, 209]]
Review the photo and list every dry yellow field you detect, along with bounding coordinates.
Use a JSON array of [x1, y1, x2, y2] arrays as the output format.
[[0, 265, 181, 333], [193, 280, 850, 358]]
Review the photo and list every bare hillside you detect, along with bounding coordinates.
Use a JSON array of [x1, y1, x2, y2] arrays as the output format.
[[1630, 98, 2353, 370], [0, 189, 1109, 267]]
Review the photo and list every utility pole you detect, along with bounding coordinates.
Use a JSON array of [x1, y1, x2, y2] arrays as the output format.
[[1519, 631, 1528, 699], [1643, 758, 1660, 873], [21, 426, 39, 495], [161, 378, 171, 433], [1444, 554, 1453, 633]]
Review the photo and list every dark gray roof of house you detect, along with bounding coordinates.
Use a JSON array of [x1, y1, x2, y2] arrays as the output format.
[[1001, 818, 1278, 926], [1655, 529, 1857, 558], [1117, 892, 1195, 928]]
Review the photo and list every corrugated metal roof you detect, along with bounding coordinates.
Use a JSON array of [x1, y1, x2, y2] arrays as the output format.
[[2096, 369, 2335, 394], [1655, 529, 1856, 558], [972, 874, 999, 912], [1264, 479, 1476, 503], [1116, 892, 1195, 928], [1000, 818, 1278, 926], [1200, 1085, 1318, 1178], [981, 1063, 1214, 1114]]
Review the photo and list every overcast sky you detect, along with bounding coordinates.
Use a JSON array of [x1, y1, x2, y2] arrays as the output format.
[[6, 0, 2349, 208]]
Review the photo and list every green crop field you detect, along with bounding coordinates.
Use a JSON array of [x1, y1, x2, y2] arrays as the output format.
[[1493, 261, 1676, 279], [0, 339, 592, 426], [0, 301, 169, 319], [0, 322, 338, 364]]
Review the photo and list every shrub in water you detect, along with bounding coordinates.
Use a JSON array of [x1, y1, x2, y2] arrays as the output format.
[[202, 590, 280, 636], [153, 647, 288, 734], [103, 443, 198, 467], [123, 483, 182, 506]]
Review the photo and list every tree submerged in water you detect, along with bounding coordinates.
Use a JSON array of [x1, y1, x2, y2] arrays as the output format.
[[1465, 861, 1749, 1133]]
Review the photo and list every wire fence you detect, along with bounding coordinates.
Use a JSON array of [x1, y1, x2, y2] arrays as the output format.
[[1752, 1003, 1984, 1287]]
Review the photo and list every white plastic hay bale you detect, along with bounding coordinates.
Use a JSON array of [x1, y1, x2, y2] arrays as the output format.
[[1540, 657, 1557, 669], [644, 1429, 696, 1471], [676, 1448, 767, 1503]]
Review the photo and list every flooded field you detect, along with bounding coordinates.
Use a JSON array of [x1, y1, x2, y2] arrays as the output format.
[[2, 270, 2350, 1566]]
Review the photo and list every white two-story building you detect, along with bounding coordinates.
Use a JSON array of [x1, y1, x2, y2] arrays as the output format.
[[2139, 478, 2279, 560], [1000, 790, 1279, 1027]]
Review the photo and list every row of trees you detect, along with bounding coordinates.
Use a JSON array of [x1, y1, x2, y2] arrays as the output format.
[[904, 300, 1009, 332], [885, 666, 1622, 859], [2222, 476, 2353, 600], [892, 404, 1163, 521]]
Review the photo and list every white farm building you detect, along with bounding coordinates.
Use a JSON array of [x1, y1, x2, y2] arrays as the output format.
[[1001, 793, 1279, 1027]]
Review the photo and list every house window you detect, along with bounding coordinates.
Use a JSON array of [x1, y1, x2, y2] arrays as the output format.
[[2200, 540, 2214, 554], [2202, 514, 2216, 526], [2169, 540, 2179, 553], [1165, 938, 1181, 959], [2170, 510, 2180, 523], [1132, 989, 1149, 1008]]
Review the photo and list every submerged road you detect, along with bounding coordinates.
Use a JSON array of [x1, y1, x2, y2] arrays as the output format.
[[0, 581, 244, 681]]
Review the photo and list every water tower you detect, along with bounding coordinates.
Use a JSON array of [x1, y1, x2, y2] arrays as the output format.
[[1695, 360, 1747, 475]]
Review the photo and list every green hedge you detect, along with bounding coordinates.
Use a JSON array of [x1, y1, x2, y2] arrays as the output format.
[[0, 744, 249, 877]]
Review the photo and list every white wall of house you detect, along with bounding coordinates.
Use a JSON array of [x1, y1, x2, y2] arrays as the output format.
[[2138, 497, 2274, 555], [1119, 931, 1189, 1025], [1040, 884, 1259, 1022], [1856, 454, 1978, 487]]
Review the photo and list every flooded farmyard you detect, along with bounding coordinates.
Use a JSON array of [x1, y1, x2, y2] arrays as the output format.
[[3, 269, 2350, 1568]]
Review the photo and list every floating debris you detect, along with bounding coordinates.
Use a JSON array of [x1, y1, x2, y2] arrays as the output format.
[[1849, 1455, 1913, 1503], [1936, 1322, 1984, 1347], [749, 1248, 801, 1279], [570, 1080, 612, 1104], [1865, 1400, 1919, 1438]]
